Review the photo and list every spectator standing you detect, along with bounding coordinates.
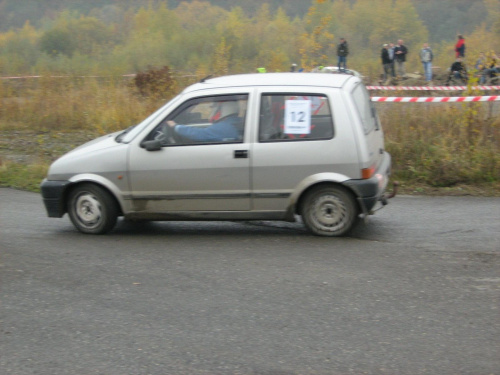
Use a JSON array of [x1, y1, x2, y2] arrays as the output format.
[[420, 43, 433, 82], [455, 35, 465, 58], [337, 38, 349, 72], [388, 43, 396, 77], [381, 44, 392, 83], [394, 39, 408, 78]]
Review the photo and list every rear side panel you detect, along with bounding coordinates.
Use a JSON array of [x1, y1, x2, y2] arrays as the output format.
[[348, 83, 386, 173], [250, 87, 360, 211]]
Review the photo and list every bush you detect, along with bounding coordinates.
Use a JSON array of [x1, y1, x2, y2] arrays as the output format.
[[134, 65, 177, 100]]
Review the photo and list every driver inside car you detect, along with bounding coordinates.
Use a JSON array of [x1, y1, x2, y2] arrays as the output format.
[[167, 100, 243, 142]]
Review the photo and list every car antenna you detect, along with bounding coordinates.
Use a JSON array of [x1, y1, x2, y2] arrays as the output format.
[[200, 74, 213, 83]]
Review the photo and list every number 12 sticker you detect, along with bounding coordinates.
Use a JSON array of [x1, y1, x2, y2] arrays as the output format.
[[285, 100, 311, 134]]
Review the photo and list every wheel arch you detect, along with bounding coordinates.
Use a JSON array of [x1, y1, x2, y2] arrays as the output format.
[[65, 175, 124, 216], [293, 180, 361, 217], [297, 182, 361, 236]]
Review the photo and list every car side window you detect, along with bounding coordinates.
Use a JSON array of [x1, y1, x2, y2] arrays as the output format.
[[259, 94, 334, 142], [149, 94, 248, 146]]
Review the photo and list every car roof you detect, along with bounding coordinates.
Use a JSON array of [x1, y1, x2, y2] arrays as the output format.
[[318, 66, 363, 77], [183, 72, 356, 93]]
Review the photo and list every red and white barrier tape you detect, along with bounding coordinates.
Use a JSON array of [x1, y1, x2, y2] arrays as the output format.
[[371, 96, 500, 102], [367, 86, 500, 90]]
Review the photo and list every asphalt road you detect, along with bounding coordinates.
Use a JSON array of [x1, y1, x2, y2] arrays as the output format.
[[1, 188, 499, 375]]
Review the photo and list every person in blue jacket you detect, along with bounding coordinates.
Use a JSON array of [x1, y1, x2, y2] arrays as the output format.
[[167, 101, 242, 142]]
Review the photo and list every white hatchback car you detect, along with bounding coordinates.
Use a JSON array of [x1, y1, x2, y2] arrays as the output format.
[[41, 73, 395, 236]]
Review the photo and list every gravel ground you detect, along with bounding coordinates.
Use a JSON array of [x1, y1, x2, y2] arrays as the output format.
[[0, 129, 98, 164]]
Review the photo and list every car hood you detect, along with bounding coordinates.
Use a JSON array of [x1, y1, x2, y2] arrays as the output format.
[[47, 131, 127, 178], [65, 131, 122, 156]]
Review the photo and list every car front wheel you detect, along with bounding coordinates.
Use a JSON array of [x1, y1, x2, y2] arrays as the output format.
[[301, 185, 358, 237], [67, 183, 118, 234]]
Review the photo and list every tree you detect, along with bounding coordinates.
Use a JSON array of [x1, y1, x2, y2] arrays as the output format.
[[342, 0, 427, 70], [412, 0, 487, 43], [216, 6, 253, 72], [174, 0, 227, 30], [257, 7, 299, 71], [299, 0, 335, 70], [0, 21, 40, 73], [39, 27, 75, 57], [211, 37, 231, 75], [70, 16, 113, 55], [484, 0, 500, 35]]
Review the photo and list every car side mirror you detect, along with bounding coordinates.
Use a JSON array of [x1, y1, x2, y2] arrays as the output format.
[[141, 140, 162, 151]]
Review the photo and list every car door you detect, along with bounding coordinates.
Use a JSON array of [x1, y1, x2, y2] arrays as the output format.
[[127, 93, 251, 212]]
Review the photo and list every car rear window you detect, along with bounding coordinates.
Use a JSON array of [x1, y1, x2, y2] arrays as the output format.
[[352, 84, 376, 134]]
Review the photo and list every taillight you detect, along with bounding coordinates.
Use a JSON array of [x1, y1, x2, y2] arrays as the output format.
[[361, 164, 376, 179]]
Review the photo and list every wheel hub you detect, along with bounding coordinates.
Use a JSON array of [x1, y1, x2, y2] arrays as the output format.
[[75, 194, 101, 226], [313, 195, 346, 230]]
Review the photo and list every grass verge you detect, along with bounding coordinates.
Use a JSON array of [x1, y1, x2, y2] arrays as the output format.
[[0, 161, 48, 192]]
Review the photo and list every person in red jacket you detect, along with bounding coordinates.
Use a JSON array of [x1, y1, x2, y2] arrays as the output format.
[[455, 35, 465, 58]]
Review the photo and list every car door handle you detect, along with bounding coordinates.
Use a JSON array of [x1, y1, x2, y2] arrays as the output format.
[[234, 150, 248, 159]]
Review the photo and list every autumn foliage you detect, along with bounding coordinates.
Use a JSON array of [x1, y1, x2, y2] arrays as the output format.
[[134, 66, 177, 99], [0, 0, 498, 79]]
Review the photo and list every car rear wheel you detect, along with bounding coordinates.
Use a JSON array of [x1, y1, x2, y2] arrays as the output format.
[[67, 184, 118, 234], [301, 185, 358, 237]]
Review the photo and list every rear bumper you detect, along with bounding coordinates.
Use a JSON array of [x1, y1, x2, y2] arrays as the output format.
[[40, 179, 71, 217], [343, 152, 394, 213]]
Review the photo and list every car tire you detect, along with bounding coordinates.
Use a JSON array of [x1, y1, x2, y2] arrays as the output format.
[[301, 185, 358, 237], [67, 183, 118, 234]]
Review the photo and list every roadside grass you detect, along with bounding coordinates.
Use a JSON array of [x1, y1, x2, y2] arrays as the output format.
[[1, 77, 499, 195], [0, 76, 165, 134], [381, 100, 499, 190], [0, 161, 48, 192]]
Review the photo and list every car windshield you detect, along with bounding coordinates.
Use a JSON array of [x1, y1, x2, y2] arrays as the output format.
[[117, 95, 183, 143]]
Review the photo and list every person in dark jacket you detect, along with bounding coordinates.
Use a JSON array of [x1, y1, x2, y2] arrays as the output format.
[[381, 44, 392, 82], [394, 39, 408, 78], [446, 57, 468, 84], [337, 38, 349, 72]]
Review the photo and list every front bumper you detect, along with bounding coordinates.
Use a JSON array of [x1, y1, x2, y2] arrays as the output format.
[[40, 179, 71, 217]]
